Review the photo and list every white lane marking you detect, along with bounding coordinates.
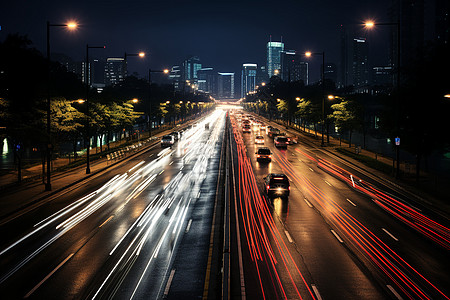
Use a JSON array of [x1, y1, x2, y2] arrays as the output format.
[[387, 284, 404, 299], [164, 269, 176, 296], [346, 198, 357, 206], [169, 160, 174, 165], [24, 253, 74, 298], [331, 230, 344, 243], [382, 228, 399, 241], [284, 230, 293, 243], [324, 180, 332, 186], [158, 170, 165, 175], [311, 284, 323, 300], [309, 167, 314, 172], [303, 198, 313, 208], [185, 219, 193, 233]]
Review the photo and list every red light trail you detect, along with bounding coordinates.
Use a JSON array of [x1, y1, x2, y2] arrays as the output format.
[[272, 149, 449, 299]]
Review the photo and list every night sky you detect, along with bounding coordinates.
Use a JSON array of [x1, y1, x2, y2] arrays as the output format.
[[1, 0, 391, 83]]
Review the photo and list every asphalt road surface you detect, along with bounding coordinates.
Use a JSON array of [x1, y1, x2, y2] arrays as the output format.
[[0, 110, 226, 299], [0, 108, 448, 300]]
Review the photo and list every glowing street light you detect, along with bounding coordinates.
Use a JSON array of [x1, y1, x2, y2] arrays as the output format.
[[45, 20, 78, 191], [304, 50, 327, 146], [148, 68, 170, 136], [66, 21, 78, 29], [363, 18, 402, 177], [85, 44, 106, 174], [364, 21, 375, 28]]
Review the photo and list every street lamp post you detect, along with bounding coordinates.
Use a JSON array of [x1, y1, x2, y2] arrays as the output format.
[[85, 44, 105, 174], [148, 68, 169, 136], [305, 51, 326, 146], [365, 20, 401, 177], [45, 21, 77, 191]]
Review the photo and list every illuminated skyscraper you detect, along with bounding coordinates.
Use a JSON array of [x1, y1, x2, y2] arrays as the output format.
[[105, 57, 126, 86], [197, 67, 216, 94], [266, 40, 284, 78], [280, 50, 308, 84], [352, 38, 369, 92], [182, 56, 202, 82], [241, 63, 257, 98], [217, 72, 235, 99]]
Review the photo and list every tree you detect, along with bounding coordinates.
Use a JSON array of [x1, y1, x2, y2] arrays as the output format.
[[329, 100, 362, 147], [50, 98, 84, 155]]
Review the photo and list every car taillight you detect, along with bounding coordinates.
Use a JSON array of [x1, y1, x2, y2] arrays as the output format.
[[257, 155, 261, 157], [288, 186, 291, 191], [266, 185, 270, 190], [268, 155, 271, 158]]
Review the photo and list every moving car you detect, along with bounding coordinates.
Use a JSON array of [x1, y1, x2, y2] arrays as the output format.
[[170, 131, 181, 141], [256, 147, 271, 162], [268, 127, 280, 138], [243, 124, 251, 133], [161, 135, 175, 147], [255, 135, 264, 144], [274, 136, 289, 148], [264, 173, 290, 199]]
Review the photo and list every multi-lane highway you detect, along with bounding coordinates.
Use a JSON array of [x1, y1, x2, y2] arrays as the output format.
[[0, 110, 226, 299], [229, 110, 449, 300], [0, 107, 448, 299]]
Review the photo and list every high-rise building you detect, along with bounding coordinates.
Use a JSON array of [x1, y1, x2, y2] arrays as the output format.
[[197, 67, 216, 94], [352, 38, 369, 92], [105, 57, 127, 86], [436, 0, 450, 45], [182, 56, 202, 83], [256, 65, 269, 86], [324, 62, 337, 84], [372, 66, 393, 94], [266, 41, 284, 78], [217, 72, 235, 99], [241, 63, 257, 98], [169, 65, 181, 91], [280, 50, 308, 84], [53, 53, 81, 79]]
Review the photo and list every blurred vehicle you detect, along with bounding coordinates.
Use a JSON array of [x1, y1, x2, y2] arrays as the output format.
[[161, 135, 175, 147], [266, 125, 273, 135], [205, 123, 210, 130], [243, 124, 251, 133], [170, 131, 181, 141], [260, 124, 266, 131], [255, 135, 264, 144], [268, 127, 280, 138], [286, 136, 297, 144], [274, 136, 289, 148], [264, 173, 290, 199], [256, 147, 271, 162]]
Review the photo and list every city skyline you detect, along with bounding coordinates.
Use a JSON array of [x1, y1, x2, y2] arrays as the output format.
[[1, 0, 394, 83]]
